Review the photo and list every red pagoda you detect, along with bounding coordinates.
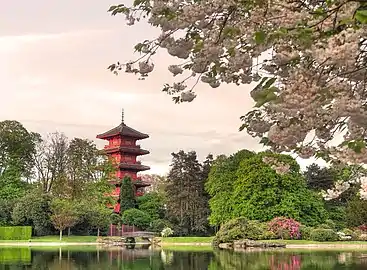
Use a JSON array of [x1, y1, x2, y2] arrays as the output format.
[[96, 110, 150, 213]]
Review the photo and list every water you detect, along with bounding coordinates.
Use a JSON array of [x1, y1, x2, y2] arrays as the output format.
[[1, 246, 367, 269]]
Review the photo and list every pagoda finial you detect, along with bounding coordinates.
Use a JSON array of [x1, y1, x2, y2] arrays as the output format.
[[121, 108, 125, 124]]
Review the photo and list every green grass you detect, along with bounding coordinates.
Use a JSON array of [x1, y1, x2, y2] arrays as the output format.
[[160, 237, 214, 243], [30, 235, 97, 242]]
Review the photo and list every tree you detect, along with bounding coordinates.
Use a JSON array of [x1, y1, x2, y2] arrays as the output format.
[[12, 190, 54, 236], [66, 138, 101, 199], [231, 152, 327, 226], [119, 176, 136, 214], [304, 164, 335, 191], [165, 150, 210, 235], [87, 204, 111, 237], [121, 208, 152, 230], [0, 120, 39, 180], [50, 199, 79, 240], [137, 192, 165, 221], [33, 132, 69, 194], [205, 150, 255, 226], [108, 2, 367, 171]]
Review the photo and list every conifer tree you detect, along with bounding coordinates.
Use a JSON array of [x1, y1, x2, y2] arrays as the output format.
[[119, 176, 136, 214]]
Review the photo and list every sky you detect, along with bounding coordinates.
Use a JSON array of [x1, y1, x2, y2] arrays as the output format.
[[0, 0, 320, 174]]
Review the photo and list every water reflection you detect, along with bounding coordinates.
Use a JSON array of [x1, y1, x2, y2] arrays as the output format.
[[1, 247, 367, 269]]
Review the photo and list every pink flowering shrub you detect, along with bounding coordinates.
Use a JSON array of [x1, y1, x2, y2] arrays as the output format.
[[268, 217, 301, 240]]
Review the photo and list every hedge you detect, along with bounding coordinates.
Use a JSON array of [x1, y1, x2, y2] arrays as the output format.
[[0, 227, 32, 240]]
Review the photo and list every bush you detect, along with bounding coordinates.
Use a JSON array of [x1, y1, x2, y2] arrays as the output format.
[[299, 226, 313, 240], [121, 209, 151, 230], [310, 229, 338, 242], [213, 218, 264, 246], [340, 228, 358, 240], [149, 219, 173, 233], [268, 217, 301, 239], [0, 226, 32, 240]]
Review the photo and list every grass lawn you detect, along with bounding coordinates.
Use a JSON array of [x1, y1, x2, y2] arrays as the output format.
[[160, 237, 214, 243], [30, 235, 97, 243]]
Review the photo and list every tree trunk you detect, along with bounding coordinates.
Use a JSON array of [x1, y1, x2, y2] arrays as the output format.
[[97, 228, 100, 237], [68, 228, 71, 236], [59, 230, 63, 241]]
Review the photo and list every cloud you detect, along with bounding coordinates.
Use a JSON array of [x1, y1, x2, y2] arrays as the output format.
[[0, 18, 265, 175]]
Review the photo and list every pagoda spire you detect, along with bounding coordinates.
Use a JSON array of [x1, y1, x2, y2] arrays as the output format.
[[121, 108, 125, 125]]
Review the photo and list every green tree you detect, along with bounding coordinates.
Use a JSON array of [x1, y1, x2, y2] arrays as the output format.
[[231, 152, 327, 226], [50, 199, 79, 240], [12, 190, 53, 236], [165, 150, 210, 235], [346, 197, 367, 227], [304, 164, 335, 191], [205, 150, 255, 226], [137, 192, 165, 221], [87, 204, 111, 237], [119, 176, 136, 214], [0, 120, 39, 180], [121, 208, 152, 230]]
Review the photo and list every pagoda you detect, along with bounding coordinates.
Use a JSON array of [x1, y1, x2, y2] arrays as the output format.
[[96, 110, 150, 213]]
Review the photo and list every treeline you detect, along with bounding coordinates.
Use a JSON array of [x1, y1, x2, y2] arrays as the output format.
[[126, 150, 367, 237], [0, 120, 113, 237], [2, 120, 367, 239]]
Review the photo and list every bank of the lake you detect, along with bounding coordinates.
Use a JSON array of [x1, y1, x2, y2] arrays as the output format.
[[2, 236, 367, 250]]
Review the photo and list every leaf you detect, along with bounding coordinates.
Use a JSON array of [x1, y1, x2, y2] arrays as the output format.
[[108, 6, 117, 12], [355, 9, 367, 24], [254, 31, 266, 44]]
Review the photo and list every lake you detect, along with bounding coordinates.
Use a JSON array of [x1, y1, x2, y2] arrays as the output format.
[[1, 246, 367, 269]]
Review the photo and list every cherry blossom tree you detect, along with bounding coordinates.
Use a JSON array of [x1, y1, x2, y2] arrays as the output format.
[[107, 1, 367, 196]]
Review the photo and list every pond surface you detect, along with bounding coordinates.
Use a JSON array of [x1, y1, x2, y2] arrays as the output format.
[[1, 246, 367, 269]]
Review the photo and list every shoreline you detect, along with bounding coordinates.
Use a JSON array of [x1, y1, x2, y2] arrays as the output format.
[[1, 241, 367, 249]]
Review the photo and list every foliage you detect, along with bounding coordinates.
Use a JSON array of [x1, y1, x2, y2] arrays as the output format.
[[220, 152, 327, 226], [0, 226, 32, 240], [161, 227, 174, 237], [309, 229, 339, 242], [108, 0, 367, 169], [0, 200, 15, 226], [12, 191, 53, 236], [137, 192, 165, 220], [150, 219, 172, 233], [0, 120, 39, 180], [165, 150, 211, 236], [304, 164, 335, 191], [299, 226, 313, 241], [119, 176, 136, 214], [268, 217, 301, 240], [50, 199, 79, 240], [213, 218, 264, 246], [346, 197, 367, 227], [121, 208, 151, 230], [205, 150, 255, 225]]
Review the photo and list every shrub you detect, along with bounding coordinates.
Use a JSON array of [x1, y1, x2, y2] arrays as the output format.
[[161, 227, 174, 237], [299, 226, 313, 240], [0, 226, 32, 240], [268, 217, 301, 239], [121, 209, 151, 230], [317, 220, 336, 230], [150, 219, 173, 233], [340, 228, 358, 240], [310, 229, 338, 242], [213, 218, 264, 246]]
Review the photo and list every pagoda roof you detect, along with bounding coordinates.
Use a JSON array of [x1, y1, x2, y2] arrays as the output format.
[[119, 162, 150, 172], [97, 123, 149, 140], [104, 145, 150, 156]]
